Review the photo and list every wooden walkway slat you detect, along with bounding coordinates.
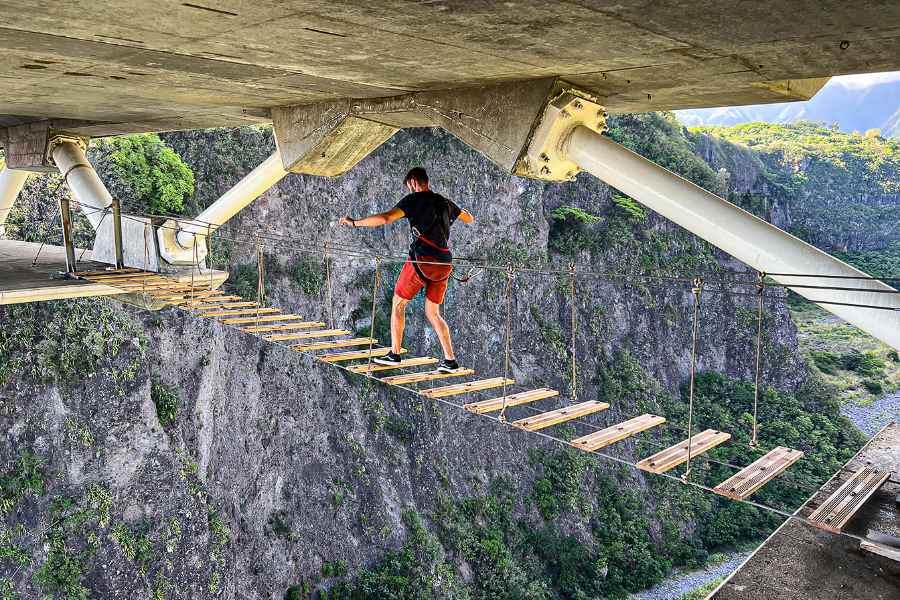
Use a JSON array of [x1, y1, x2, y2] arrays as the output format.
[[93, 276, 169, 284], [636, 429, 731, 474], [221, 314, 306, 325], [713, 446, 804, 500], [77, 268, 140, 277], [380, 369, 475, 385], [186, 302, 259, 311], [239, 321, 326, 333], [807, 467, 890, 533], [421, 377, 514, 398], [290, 338, 378, 351], [153, 290, 223, 300], [464, 388, 559, 414], [265, 329, 350, 342], [202, 308, 281, 317], [512, 401, 610, 431], [570, 414, 666, 452], [317, 348, 407, 362], [175, 296, 242, 305], [346, 357, 438, 373]]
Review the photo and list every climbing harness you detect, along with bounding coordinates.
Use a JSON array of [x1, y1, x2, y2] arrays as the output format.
[[499, 266, 516, 423], [365, 258, 382, 375], [569, 262, 578, 403], [324, 241, 335, 330], [683, 277, 703, 484], [751, 271, 766, 448]]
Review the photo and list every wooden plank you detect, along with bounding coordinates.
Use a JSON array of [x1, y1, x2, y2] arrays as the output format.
[[111, 280, 185, 288], [185, 301, 259, 311], [177, 295, 241, 304], [153, 290, 223, 300], [807, 467, 890, 533], [290, 338, 378, 351], [265, 329, 350, 342], [421, 377, 514, 398], [570, 414, 666, 452], [221, 314, 306, 325], [201, 308, 281, 317], [239, 321, 325, 333], [464, 388, 559, 414], [76, 268, 140, 276], [380, 369, 475, 385], [713, 446, 804, 501], [346, 357, 438, 373], [512, 400, 609, 431], [636, 429, 731, 474], [91, 276, 169, 284], [317, 348, 406, 362]]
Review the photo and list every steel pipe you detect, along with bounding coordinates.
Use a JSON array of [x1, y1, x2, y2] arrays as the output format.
[[562, 125, 900, 350], [0, 162, 29, 238], [174, 151, 287, 249], [51, 141, 113, 230]]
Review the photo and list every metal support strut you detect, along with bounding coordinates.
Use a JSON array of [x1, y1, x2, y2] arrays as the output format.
[[525, 90, 900, 351], [0, 161, 29, 239], [58, 194, 77, 273], [50, 137, 113, 230]]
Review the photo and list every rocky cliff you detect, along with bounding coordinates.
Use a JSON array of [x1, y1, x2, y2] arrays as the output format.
[[0, 118, 865, 600]]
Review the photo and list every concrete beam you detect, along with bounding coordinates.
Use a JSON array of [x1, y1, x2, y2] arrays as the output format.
[[0, 120, 94, 172], [272, 78, 599, 178]]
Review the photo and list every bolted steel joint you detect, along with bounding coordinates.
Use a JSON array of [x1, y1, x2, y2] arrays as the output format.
[[525, 89, 608, 183]]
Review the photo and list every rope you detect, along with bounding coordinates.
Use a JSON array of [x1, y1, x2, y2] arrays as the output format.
[[365, 258, 381, 375], [324, 241, 335, 330], [190, 234, 197, 294], [683, 277, 704, 484], [499, 266, 516, 423], [751, 271, 766, 448], [569, 262, 577, 403], [208, 224, 213, 291], [255, 232, 264, 333]]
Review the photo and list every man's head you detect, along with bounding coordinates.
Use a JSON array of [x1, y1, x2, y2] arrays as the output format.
[[403, 167, 429, 193]]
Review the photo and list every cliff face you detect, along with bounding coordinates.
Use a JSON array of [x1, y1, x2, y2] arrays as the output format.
[[1, 121, 858, 600]]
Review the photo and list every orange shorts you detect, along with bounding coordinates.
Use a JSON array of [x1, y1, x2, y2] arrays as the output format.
[[395, 257, 453, 304]]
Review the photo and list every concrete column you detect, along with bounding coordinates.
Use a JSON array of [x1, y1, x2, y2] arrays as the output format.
[[0, 162, 29, 238], [562, 125, 900, 351], [51, 141, 113, 230]]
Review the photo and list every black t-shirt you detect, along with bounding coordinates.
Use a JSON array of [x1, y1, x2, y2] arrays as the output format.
[[395, 191, 462, 253]]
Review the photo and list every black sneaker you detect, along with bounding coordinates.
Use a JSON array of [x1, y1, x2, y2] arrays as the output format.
[[437, 358, 464, 373], [373, 351, 403, 367]]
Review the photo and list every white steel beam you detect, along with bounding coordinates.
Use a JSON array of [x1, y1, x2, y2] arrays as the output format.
[[158, 151, 287, 264], [50, 139, 113, 230], [0, 162, 29, 238], [560, 125, 900, 350]]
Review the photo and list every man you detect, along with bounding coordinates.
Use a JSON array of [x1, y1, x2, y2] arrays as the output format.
[[339, 167, 473, 371]]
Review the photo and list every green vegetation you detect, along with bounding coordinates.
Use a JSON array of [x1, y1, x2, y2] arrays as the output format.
[[228, 262, 262, 301], [0, 447, 45, 515], [32, 484, 112, 600], [112, 521, 155, 574], [0, 298, 145, 388], [92, 133, 194, 214], [384, 416, 414, 444], [150, 377, 181, 430], [264, 251, 326, 295]]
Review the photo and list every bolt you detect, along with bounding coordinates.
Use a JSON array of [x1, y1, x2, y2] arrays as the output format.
[[566, 171, 576, 181], [165, 247, 171, 252], [598, 109, 609, 119], [539, 153, 550, 163], [540, 166, 551, 176], [560, 110, 571, 119], [598, 123, 610, 132], [572, 100, 584, 110]]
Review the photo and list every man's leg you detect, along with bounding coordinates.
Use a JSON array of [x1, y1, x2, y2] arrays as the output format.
[[391, 294, 410, 354], [425, 299, 454, 360]]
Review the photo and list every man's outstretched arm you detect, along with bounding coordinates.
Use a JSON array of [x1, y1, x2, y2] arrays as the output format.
[[339, 207, 405, 227]]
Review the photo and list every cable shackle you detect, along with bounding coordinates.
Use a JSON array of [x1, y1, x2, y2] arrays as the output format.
[[751, 271, 766, 448], [499, 266, 516, 423], [683, 277, 704, 484], [569, 261, 578, 403]]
